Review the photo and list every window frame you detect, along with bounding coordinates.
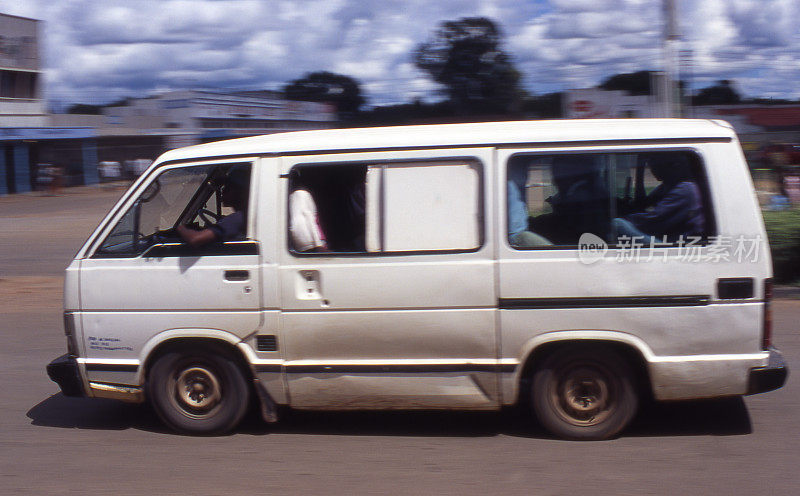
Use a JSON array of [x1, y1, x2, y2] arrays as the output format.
[[286, 156, 486, 257], [505, 148, 716, 251], [89, 160, 254, 259]]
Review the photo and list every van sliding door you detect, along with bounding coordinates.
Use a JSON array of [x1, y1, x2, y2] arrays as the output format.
[[278, 148, 500, 409]]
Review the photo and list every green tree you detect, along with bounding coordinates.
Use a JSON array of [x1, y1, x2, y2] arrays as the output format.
[[283, 71, 365, 120], [522, 92, 563, 118], [66, 103, 104, 114], [693, 80, 741, 106], [599, 71, 656, 96], [414, 17, 523, 114]]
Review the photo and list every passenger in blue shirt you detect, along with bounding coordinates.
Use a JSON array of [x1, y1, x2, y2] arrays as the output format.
[[507, 158, 552, 247], [613, 154, 705, 244]]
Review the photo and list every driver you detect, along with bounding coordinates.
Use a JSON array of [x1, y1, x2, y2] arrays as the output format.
[[177, 168, 249, 247]]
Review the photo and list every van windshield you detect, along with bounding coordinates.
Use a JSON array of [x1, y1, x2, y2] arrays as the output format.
[[96, 164, 242, 256]]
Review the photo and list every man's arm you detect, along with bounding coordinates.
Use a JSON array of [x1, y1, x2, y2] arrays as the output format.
[[177, 224, 218, 247], [625, 182, 694, 230]]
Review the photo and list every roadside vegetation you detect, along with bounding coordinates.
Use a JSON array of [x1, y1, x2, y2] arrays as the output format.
[[763, 208, 800, 284]]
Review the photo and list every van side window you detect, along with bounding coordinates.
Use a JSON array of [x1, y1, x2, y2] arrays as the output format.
[[289, 160, 482, 254], [288, 165, 367, 252], [507, 151, 713, 249], [95, 163, 251, 257]]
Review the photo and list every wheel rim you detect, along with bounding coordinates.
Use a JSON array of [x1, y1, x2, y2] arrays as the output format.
[[171, 365, 223, 419], [550, 363, 616, 427]]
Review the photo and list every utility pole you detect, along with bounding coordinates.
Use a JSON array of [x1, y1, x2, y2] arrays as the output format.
[[662, 0, 680, 117], [680, 48, 694, 117]]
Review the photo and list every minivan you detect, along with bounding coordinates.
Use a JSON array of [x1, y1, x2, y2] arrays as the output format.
[[47, 119, 788, 440]]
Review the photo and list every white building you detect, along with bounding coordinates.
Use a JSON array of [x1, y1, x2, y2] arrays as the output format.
[[563, 88, 663, 119], [98, 90, 337, 148], [1, 13, 99, 195], [0, 12, 337, 195], [0, 13, 46, 127]]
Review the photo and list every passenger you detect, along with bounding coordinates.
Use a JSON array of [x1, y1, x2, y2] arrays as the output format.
[[289, 171, 329, 252], [177, 168, 249, 247], [507, 158, 551, 247], [343, 178, 366, 251], [613, 153, 704, 244], [530, 154, 608, 244]]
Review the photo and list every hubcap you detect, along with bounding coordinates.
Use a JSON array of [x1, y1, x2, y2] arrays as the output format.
[[553, 365, 614, 426], [174, 366, 222, 416]]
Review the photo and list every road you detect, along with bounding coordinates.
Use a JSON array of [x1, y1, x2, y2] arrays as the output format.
[[0, 186, 797, 495]]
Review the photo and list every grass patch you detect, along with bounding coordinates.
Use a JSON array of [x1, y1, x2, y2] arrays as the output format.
[[762, 207, 800, 284]]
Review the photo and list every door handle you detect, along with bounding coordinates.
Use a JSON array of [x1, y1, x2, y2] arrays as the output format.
[[297, 270, 322, 299], [224, 270, 250, 281]]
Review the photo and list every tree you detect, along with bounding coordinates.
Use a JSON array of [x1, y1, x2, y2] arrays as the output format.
[[693, 80, 741, 106], [67, 103, 104, 114], [414, 17, 523, 115], [599, 71, 655, 96], [522, 92, 563, 119], [283, 71, 365, 119]]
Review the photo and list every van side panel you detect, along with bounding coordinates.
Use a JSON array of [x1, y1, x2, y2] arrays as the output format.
[[276, 149, 501, 409], [495, 143, 771, 404]]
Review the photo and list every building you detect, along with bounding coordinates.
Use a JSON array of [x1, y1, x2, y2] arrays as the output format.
[[0, 13, 45, 126], [563, 88, 663, 120], [1, 13, 98, 195], [689, 105, 800, 139], [1, 10, 337, 195], [98, 89, 336, 148], [564, 86, 800, 146], [49, 90, 338, 175]]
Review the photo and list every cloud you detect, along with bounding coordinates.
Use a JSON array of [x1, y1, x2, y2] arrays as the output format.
[[726, 0, 796, 48], [0, 0, 799, 105], [549, 0, 624, 14], [546, 11, 652, 39]]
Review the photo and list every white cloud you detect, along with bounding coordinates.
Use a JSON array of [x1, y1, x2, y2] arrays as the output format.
[[549, 0, 623, 14], [0, 0, 798, 106]]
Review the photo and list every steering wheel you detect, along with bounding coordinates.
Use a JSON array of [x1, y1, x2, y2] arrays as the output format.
[[197, 208, 222, 225]]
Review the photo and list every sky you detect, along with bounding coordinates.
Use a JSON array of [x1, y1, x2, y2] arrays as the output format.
[[2, 0, 799, 108]]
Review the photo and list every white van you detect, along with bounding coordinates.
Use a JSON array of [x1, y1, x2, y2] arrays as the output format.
[[47, 119, 787, 440]]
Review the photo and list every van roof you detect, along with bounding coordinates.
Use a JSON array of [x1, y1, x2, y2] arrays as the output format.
[[156, 119, 736, 164]]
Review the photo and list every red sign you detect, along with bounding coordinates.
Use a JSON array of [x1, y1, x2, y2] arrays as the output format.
[[572, 100, 594, 112]]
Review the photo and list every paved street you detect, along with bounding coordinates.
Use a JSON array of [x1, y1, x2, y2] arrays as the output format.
[[0, 186, 797, 495]]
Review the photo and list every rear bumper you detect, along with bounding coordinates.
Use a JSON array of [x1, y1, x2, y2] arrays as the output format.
[[46, 354, 86, 397], [747, 348, 789, 395]]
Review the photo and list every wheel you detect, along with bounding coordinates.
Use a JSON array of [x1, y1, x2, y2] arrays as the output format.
[[531, 346, 638, 440], [147, 348, 250, 435]]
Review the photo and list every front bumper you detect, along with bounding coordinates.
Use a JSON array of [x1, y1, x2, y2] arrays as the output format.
[[46, 354, 86, 397], [747, 348, 789, 395]]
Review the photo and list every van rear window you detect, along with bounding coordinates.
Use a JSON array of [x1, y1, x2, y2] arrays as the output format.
[[507, 151, 714, 249]]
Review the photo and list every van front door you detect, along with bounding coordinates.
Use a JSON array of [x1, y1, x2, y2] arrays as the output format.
[[278, 149, 500, 409], [78, 162, 262, 386]]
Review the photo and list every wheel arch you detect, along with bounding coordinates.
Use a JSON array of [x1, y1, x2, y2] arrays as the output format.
[[513, 331, 655, 407], [137, 329, 255, 386]]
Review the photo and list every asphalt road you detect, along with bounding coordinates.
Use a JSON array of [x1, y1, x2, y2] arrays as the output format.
[[0, 186, 797, 495]]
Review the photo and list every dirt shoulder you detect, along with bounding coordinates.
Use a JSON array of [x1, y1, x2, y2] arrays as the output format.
[[0, 276, 63, 312]]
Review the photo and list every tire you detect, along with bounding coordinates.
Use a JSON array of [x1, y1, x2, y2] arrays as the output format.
[[531, 346, 638, 440], [147, 348, 250, 435]]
